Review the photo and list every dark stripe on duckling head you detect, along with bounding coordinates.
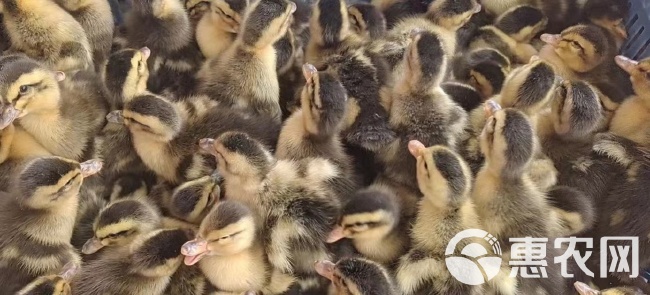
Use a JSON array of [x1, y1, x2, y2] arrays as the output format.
[[416, 32, 445, 82], [567, 81, 601, 135], [104, 49, 139, 100], [502, 110, 534, 174], [316, 72, 347, 136], [343, 189, 398, 216], [473, 62, 506, 93], [337, 258, 392, 294], [211, 201, 252, 230], [469, 48, 510, 68], [242, 0, 290, 46], [19, 157, 78, 197], [126, 94, 178, 126], [134, 229, 190, 267], [220, 132, 270, 170], [496, 6, 545, 35], [317, 0, 344, 46], [171, 185, 203, 217], [0, 58, 42, 100], [438, 0, 475, 16], [565, 25, 608, 55], [225, 0, 248, 13], [350, 3, 386, 38], [516, 62, 555, 108], [96, 200, 151, 228], [432, 149, 467, 201]]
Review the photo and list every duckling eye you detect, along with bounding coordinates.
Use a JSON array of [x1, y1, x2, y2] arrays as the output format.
[[18, 85, 31, 96], [570, 41, 582, 50]]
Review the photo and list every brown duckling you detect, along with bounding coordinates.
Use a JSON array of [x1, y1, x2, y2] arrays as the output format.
[[201, 131, 341, 278], [16, 262, 77, 295], [396, 143, 483, 295], [315, 258, 398, 295], [197, 0, 296, 123], [71, 228, 192, 295], [81, 197, 162, 255], [0, 156, 102, 294], [0, 56, 109, 161], [108, 93, 280, 184], [194, 0, 248, 59], [608, 56, 650, 148], [0, 0, 93, 72], [181, 200, 295, 294]]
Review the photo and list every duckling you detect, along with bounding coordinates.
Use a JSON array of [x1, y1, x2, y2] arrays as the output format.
[[326, 185, 409, 266], [451, 48, 511, 99], [546, 185, 596, 237], [379, 30, 467, 194], [181, 200, 295, 294], [395, 143, 483, 295], [379, 0, 432, 29], [423, 0, 482, 32], [165, 173, 221, 224], [16, 261, 77, 295], [0, 156, 102, 294], [608, 56, 650, 148], [109, 93, 280, 184], [201, 131, 341, 277], [469, 25, 538, 64], [71, 228, 192, 295], [582, 0, 628, 49], [198, 0, 296, 122], [0, 56, 109, 161], [441, 81, 483, 112], [0, 0, 93, 72], [494, 5, 548, 44], [348, 3, 386, 40], [185, 0, 211, 25], [315, 258, 397, 295], [539, 24, 634, 106], [55, 0, 114, 70], [194, 0, 248, 59], [574, 281, 645, 295], [276, 64, 358, 200], [81, 197, 162, 255], [473, 107, 569, 294]]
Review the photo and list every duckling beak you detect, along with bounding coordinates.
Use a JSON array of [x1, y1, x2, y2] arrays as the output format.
[[289, 1, 296, 14], [529, 55, 541, 63], [302, 63, 318, 83], [314, 260, 336, 281], [0, 105, 20, 130], [615, 55, 639, 75], [58, 261, 80, 280], [81, 237, 105, 254], [540, 34, 561, 47], [199, 138, 217, 155], [80, 159, 103, 178], [140, 47, 151, 61], [613, 22, 628, 39], [483, 100, 502, 117], [106, 110, 125, 124], [326, 225, 346, 243], [408, 28, 423, 40], [473, 3, 482, 13], [573, 281, 599, 295], [181, 239, 209, 266], [407, 140, 426, 158], [54, 71, 66, 82]]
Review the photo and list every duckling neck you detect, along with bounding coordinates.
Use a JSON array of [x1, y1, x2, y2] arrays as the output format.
[[353, 229, 407, 265], [17, 193, 79, 243]]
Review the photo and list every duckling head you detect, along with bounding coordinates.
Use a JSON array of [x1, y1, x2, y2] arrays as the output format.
[[550, 80, 602, 138], [16, 262, 78, 295], [185, 0, 210, 23], [454, 48, 510, 99], [82, 198, 162, 255], [16, 157, 102, 210], [207, 0, 249, 33], [310, 0, 350, 47], [101, 47, 151, 108], [327, 188, 400, 244], [540, 24, 612, 73], [615, 55, 650, 99], [200, 132, 275, 183], [348, 3, 386, 40], [182, 200, 256, 265], [301, 63, 348, 138], [0, 57, 65, 118], [315, 258, 395, 295], [400, 30, 447, 92], [426, 0, 482, 31], [408, 141, 472, 209], [168, 174, 222, 224], [108, 94, 182, 143], [494, 5, 547, 43], [128, 228, 192, 277], [480, 104, 534, 179], [240, 0, 296, 50], [583, 0, 627, 41], [498, 58, 557, 114]]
